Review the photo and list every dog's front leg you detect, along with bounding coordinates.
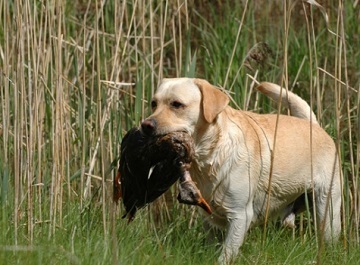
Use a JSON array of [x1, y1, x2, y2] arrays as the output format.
[[218, 206, 253, 264]]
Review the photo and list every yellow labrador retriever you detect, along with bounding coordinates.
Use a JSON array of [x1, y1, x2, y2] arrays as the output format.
[[141, 78, 341, 263]]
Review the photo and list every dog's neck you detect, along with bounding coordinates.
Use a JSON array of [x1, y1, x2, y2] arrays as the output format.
[[191, 108, 242, 186], [193, 114, 223, 162]]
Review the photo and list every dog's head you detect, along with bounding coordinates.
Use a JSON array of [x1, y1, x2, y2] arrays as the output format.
[[141, 78, 229, 137]]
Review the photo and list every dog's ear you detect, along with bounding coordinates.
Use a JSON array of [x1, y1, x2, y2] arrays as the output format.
[[194, 79, 229, 123]]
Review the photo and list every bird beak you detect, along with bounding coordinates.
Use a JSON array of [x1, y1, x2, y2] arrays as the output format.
[[197, 197, 212, 215]]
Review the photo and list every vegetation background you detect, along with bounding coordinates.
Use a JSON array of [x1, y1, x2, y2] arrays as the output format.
[[0, 0, 358, 264]]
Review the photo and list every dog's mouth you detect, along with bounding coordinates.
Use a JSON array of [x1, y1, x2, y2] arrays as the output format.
[[140, 126, 190, 137], [140, 116, 192, 136]]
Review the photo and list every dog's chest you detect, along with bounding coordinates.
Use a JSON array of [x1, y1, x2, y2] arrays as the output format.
[[189, 158, 234, 225], [190, 159, 216, 200]]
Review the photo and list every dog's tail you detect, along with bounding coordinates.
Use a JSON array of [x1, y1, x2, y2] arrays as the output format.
[[256, 82, 318, 124]]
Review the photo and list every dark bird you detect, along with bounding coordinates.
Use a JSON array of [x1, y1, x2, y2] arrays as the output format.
[[113, 128, 211, 222]]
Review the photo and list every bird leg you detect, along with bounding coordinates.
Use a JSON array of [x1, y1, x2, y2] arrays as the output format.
[[177, 169, 212, 215]]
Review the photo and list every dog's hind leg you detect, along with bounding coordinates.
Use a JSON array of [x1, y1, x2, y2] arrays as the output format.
[[281, 192, 313, 228], [315, 183, 342, 242], [314, 156, 342, 242]]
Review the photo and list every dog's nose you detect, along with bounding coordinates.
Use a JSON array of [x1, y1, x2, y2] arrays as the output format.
[[141, 118, 157, 135]]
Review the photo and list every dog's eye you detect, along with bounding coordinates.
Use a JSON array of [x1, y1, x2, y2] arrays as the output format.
[[170, 101, 184, 109], [151, 100, 157, 110]]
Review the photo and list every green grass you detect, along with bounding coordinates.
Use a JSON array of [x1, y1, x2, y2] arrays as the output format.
[[1, 203, 360, 265], [0, 0, 359, 264]]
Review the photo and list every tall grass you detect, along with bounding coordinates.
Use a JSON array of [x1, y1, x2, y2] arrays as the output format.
[[0, 0, 358, 264]]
